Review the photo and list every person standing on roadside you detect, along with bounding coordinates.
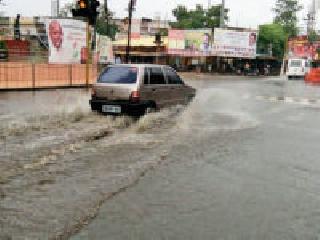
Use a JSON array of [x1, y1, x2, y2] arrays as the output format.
[[244, 62, 250, 75]]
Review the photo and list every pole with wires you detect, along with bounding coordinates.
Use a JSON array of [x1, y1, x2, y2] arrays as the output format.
[[104, 0, 109, 36], [126, 0, 134, 63], [220, 0, 225, 28]]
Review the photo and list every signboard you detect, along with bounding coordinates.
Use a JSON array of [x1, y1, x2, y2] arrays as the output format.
[[168, 29, 212, 56], [46, 19, 86, 64], [96, 35, 114, 64], [5, 40, 30, 56], [212, 28, 257, 58], [288, 36, 320, 60], [131, 19, 141, 39]]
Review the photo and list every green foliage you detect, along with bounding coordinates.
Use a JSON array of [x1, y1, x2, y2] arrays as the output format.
[[308, 30, 319, 43], [171, 4, 229, 29], [96, 19, 118, 40], [159, 28, 168, 36], [258, 23, 286, 59], [0, 40, 7, 50], [273, 0, 302, 37], [95, 5, 118, 40]]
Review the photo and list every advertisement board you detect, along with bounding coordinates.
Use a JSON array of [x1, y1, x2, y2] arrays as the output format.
[[212, 28, 257, 58], [96, 35, 114, 64], [288, 36, 320, 60], [46, 19, 86, 64], [168, 29, 212, 56]]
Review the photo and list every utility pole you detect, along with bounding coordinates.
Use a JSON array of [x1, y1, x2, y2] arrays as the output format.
[[217, 0, 225, 73], [57, 0, 60, 17], [104, 0, 109, 36], [220, 0, 225, 28], [126, 0, 133, 63], [305, 0, 316, 34]]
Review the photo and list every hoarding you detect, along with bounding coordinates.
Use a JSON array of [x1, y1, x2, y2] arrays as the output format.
[[168, 29, 212, 56], [46, 19, 86, 64], [212, 28, 257, 58], [288, 36, 320, 60], [96, 35, 114, 64]]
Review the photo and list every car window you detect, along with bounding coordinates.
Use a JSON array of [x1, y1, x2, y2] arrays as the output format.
[[149, 67, 166, 85], [305, 61, 310, 67], [165, 68, 183, 84], [98, 67, 138, 84], [290, 60, 302, 67], [144, 67, 149, 85]]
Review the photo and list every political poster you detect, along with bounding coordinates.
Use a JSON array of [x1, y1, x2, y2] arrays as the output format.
[[212, 28, 257, 58], [168, 29, 212, 56], [288, 36, 320, 60], [96, 35, 114, 64], [46, 18, 87, 64]]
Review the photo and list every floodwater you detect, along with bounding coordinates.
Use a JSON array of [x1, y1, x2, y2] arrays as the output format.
[[2, 76, 320, 239]]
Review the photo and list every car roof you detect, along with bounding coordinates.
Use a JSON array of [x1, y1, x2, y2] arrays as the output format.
[[108, 64, 170, 68]]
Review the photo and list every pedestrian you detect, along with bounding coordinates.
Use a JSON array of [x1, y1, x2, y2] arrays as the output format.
[[244, 62, 250, 75]]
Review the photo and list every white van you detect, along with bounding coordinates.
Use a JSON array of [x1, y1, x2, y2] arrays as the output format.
[[286, 58, 311, 79]]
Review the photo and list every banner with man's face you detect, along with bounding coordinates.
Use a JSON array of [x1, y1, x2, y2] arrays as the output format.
[[46, 19, 86, 64]]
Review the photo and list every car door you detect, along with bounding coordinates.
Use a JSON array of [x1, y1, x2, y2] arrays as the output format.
[[165, 67, 187, 104], [145, 66, 170, 108]]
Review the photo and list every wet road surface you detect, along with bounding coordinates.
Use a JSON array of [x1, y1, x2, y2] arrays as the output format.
[[2, 75, 320, 239]]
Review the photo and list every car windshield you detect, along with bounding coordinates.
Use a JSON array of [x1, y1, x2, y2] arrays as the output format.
[[290, 60, 302, 67], [98, 66, 138, 84]]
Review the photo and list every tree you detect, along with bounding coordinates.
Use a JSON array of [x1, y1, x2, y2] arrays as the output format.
[[171, 4, 229, 30], [273, 0, 303, 37], [258, 23, 286, 59], [95, 5, 118, 40], [308, 30, 319, 43]]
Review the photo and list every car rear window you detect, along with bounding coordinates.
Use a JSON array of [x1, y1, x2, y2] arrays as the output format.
[[98, 67, 138, 84], [290, 60, 302, 67]]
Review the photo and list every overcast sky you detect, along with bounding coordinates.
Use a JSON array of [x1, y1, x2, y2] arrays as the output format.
[[1, 0, 312, 29]]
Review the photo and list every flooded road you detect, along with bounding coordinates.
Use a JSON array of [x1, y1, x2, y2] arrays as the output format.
[[2, 75, 320, 239]]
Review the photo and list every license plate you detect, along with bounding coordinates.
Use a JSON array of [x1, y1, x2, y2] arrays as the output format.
[[102, 105, 121, 113]]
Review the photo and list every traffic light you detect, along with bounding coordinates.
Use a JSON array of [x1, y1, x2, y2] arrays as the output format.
[[72, 0, 90, 18], [72, 0, 100, 25], [79, 0, 88, 8]]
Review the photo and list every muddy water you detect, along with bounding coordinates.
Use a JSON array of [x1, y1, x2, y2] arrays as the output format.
[[0, 77, 290, 239]]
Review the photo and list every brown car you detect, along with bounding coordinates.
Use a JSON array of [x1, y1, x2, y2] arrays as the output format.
[[90, 64, 196, 116]]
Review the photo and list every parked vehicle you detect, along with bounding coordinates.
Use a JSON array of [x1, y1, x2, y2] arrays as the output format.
[[90, 64, 196, 116], [286, 58, 311, 80]]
